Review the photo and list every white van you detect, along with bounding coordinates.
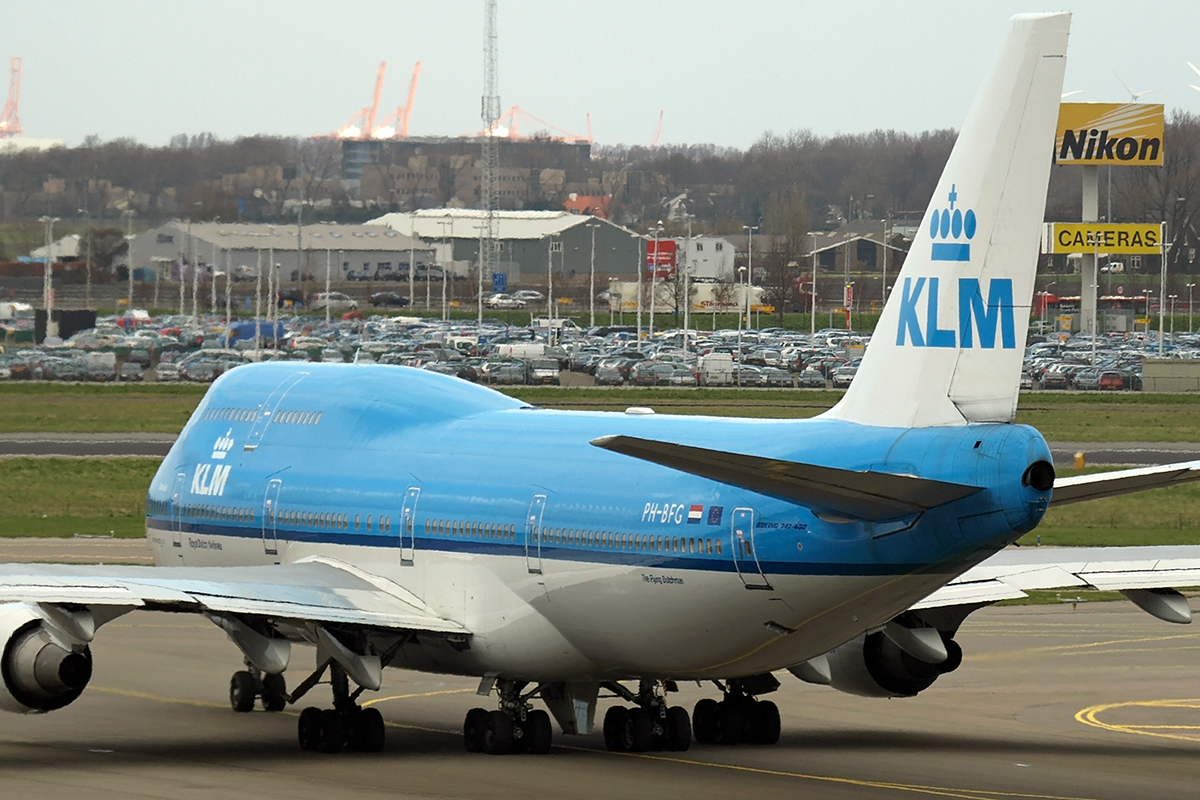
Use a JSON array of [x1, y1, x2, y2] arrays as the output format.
[[698, 353, 734, 386]]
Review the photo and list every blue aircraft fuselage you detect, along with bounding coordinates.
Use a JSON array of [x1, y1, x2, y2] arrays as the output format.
[[144, 362, 1053, 680]]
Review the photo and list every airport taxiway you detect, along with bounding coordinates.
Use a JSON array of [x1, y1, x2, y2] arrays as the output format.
[[0, 539, 1196, 799]]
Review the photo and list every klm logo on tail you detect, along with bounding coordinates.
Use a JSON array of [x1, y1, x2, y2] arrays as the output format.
[[930, 185, 977, 262], [896, 277, 1016, 349]]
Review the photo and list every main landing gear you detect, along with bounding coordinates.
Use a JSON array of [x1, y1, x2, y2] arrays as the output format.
[[601, 680, 691, 753], [463, 680, 553, 755], [290, 659, 385, 754], [228, 662, 288, 713], [691, 677, 780, 746]]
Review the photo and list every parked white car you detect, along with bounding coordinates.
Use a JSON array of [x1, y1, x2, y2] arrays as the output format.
[[311, 292, 359, 311]]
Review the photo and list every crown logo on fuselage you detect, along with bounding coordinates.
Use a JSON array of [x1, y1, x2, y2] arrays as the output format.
[[929, 184, 976, 262], [212, 429, 235, 460]]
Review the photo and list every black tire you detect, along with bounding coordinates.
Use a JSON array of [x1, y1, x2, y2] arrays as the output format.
[[483, 710, 514, 755], [298, 707, 321, 751], [753, 700, 781, 745], [354, 707, 386, 753], [464, 707, 489, 753], [318, 708, 346, 753], [665, 706, 691, 752], [526, 709, 553, 755], [229, 671, 256, 713], [602, 706, 628, 752], [261, 672, 287, 712], [693, 698, 718, 744], [714, 700, 741, 745], [623, 707, 653, 753]]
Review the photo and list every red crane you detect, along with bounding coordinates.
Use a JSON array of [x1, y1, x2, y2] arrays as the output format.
[[378, 62, 422, 139], [0, 57, 22, 138], [336, 62, 388, 139]]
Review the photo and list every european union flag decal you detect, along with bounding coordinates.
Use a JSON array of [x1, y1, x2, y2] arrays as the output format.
[[706, 506, 724, 526]]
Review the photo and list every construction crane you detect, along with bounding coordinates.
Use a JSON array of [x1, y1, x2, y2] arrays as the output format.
[[0, 57, 22, 138], [649, 109, 664, 148], [480, 105, 589, 142], [377, 62, 422, 139], [336, 62, 388, 140]]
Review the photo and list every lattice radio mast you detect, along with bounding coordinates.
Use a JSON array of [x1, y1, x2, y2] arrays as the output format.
[[479, 0, 500, 323]]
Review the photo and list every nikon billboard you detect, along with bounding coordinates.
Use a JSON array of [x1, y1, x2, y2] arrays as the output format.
[[1055, 103, 1164, 166]]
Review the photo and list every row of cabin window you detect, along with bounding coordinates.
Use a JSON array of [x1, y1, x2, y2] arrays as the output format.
[[203, 407, 258, 423], [270, 510, 393, 532], [274, 410, 322, 426], [533, 527, 725, 556], [424, 518, 518, 540], [188, 504, 254, 523]]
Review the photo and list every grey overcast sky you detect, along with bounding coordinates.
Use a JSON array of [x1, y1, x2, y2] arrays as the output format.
[[3, 1, 1199, 149]]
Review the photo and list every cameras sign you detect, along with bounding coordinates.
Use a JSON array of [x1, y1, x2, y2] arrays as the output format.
[[1043, 222, 1163, 255]]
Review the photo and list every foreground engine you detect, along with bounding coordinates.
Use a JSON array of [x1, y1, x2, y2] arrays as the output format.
[[824, 630, 962, 698], [0, 603, 93, 714]]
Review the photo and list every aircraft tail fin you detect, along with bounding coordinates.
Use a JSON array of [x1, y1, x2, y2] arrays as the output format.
[[822, 14, 1070, 428]]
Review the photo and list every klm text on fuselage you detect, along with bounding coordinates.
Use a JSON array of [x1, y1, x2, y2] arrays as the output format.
[[895, 277, 1016, 349]]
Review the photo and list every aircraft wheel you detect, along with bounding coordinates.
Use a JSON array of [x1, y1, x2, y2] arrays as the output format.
[[752, 700, 780, 745], [526, 709, 553, 755], [229, 670, 256, 713], [464, 707, 488, 753], [317, 708, 346, 753], [602, 705, 628, 751], [623, 707, 653, 752], [483, 710, 514, 755], [713, 700, 741, 745], [298, 707, 322, 751], [665, 706, 691, 751], [352, 707, 386, 753], [261, 672, 287, 712], [692, 698, 718, 744]]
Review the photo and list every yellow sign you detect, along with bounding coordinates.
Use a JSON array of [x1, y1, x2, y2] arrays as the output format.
[[1055, 103, 1164, 166], [1046, 223, 1162, 254]]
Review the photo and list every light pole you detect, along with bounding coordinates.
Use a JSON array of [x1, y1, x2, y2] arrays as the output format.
[[123, 208, 135, 312], [607, 276, 617, 325], [648, 221, 663, 341], [811, 232, 818, 336], [1169, 294, 1178, 335], [438, 217, 453, 322], [736, 265, 746, 383], [79, 204, 92, 309], [1188, 283, 1196, 332], [635, 234, 643, 351], [682, 214, 693, 357], [38, 215, 60, 338], [742, 224, 758, 329], [586, 219, 600, 328]]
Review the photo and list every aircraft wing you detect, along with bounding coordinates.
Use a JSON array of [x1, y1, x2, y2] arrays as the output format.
[[0, 557, 468, 635], [590, 434, 981, 521], [912, 545, 1200, 616], [1049, 460, 1200, 506]]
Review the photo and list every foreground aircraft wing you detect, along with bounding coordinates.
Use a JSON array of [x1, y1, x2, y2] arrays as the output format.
[[0, 558, 468, 635], [590, 434, 981, 521], [913, 545, 1200, 619], [1049, 460, 1200, 506]]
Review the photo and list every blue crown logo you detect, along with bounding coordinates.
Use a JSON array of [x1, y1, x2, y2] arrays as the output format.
[[929, 184, 976, 262]]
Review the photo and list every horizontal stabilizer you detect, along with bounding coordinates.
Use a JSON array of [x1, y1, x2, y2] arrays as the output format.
[[1050, 460, 1200, 506], [590, 434, 981, 522]]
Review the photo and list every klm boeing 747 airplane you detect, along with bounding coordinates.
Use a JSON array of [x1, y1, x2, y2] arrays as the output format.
[[2, 12, 1200, 757]]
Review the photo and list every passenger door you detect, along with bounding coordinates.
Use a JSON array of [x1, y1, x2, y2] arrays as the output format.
[[261, 479, 282, 557], [731, 507, 771, 590], [525, 494, 547, 574], [400, 487, 419, 566], [171, 471, 186, 559]]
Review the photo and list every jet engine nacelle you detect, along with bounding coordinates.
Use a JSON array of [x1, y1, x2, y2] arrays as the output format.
[[825, 631, 962, 698], [0, 603, 93, 714]]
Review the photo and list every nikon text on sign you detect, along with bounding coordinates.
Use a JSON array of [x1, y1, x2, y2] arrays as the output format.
[[1055, 103, 1164, 166]]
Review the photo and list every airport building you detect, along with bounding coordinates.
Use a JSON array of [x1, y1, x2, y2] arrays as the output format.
[[369, 209, 641, 285], [127, 222, 431, 283]]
